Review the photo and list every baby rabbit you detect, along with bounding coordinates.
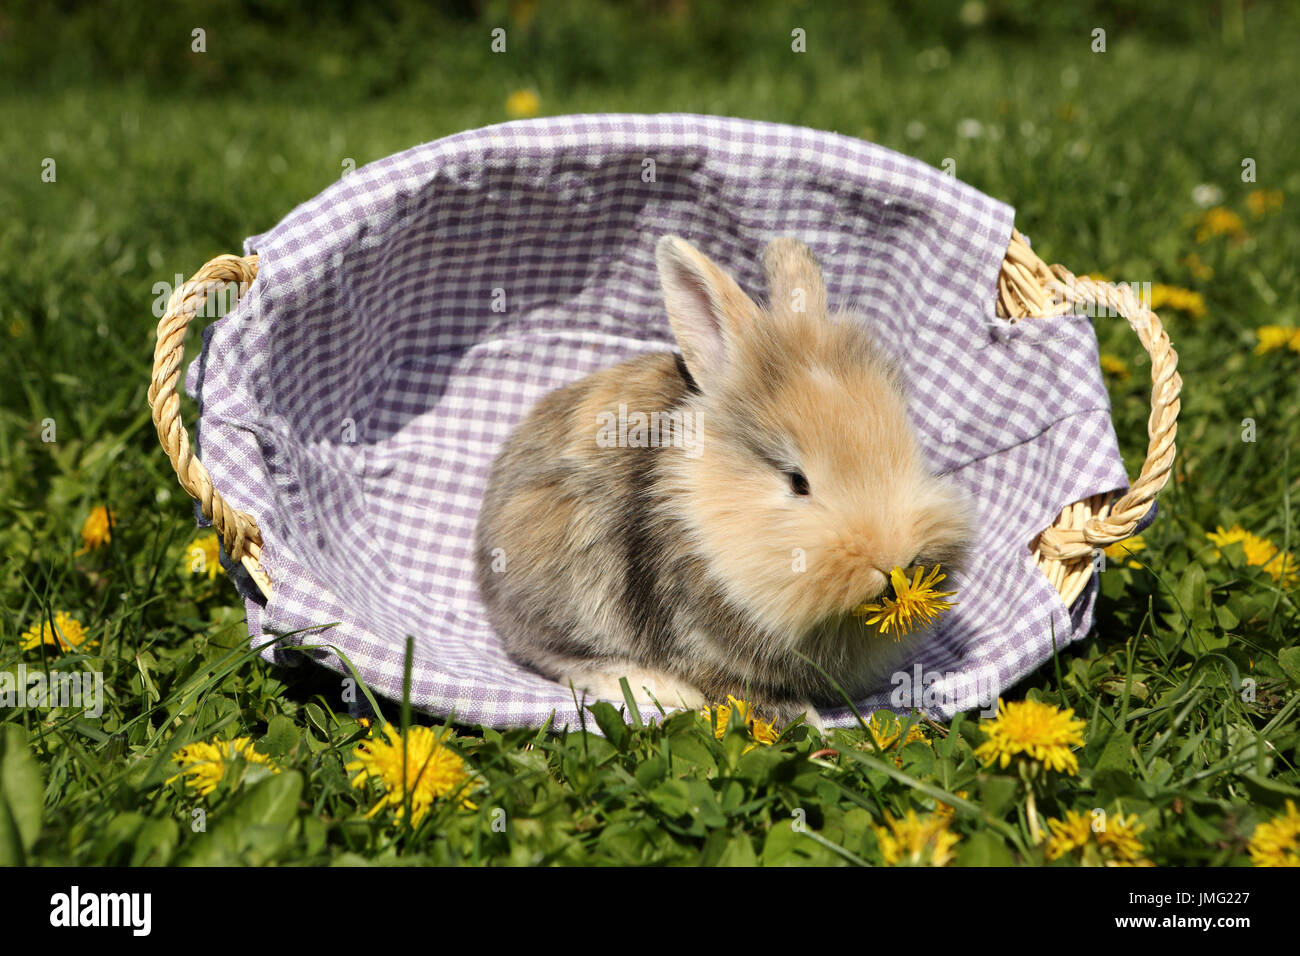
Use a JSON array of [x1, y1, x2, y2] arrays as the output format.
[[474, 235, 973, 727]]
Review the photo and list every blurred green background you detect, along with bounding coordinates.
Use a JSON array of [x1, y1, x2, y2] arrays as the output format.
[[3, 0, 1270, 99], [4, 0, 1297, 489]]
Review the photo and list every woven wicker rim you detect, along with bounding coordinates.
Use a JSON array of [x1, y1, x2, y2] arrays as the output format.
[[149, 229, 1181, 607]]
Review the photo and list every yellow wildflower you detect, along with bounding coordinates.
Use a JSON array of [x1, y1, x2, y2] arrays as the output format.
[[974, 698, 1086, 775], [1253, 325, 1300, 355], [866, 710, 927, 751], [854, 565, 957, 639], [1045, 809, 1093, 860], [1046, 809, 1152, 866], [1207, 525, 1298, 586], [1246, 189, 1283, 219], [1097, 814, 1150, 864], [701, 695, 780, 752], [1149, 284, 1206, 319], [168, 736, 279, 797], [1195, 207, 1245, 243], [858, 711, 929, 766], [182, 532, 224, 581], [1104, 534, 1146, 569], [1266, 552, 1300, 587], [19, 611, 97, 653], [1248, 800, 1300, 867], [505, 89, 541, 119], [347, 723, 478, 826], [1098, 354, 1129, 380], [74, 505, 115, 555], [873, 809, 961, 867], [1182, 253, 1213, 280]]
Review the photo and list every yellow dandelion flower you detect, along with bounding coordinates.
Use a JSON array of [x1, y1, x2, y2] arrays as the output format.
[[1207, 524, 1277, 565], [505, 89, 541, 119], [866, 710, 927, 751], [1263, 551, 1299, 587], [862, 710, 928, 762], [1046, 809, 1152, 865], [1150, 284, 1206, 319], [346, 723, 478, 826], [1045, 809, 1093, 860], [19, 611, 97, 653], [1253, 325, 1300, 355], [1104, 534, 1146, 569], [1206, 525, 1298, 585], [859, 711, 929, 766], [167, 736, 278, 797], [854, 565, 957, 640], [74, 505, 115, 555], [974, 698, 1086, 775], [1182, 253, 1213, 280], [1098, 353, 1129, 380], [1246, 189, 1283, 220], [1248, 800, 1300, 867], [182, 532, 224, 581], [1195, 207, 1245, 243], [747, 716, 780, 746], [701, 695, 780, 752], [873, 809, 961, 867], [1097, 813, 1149, 863]]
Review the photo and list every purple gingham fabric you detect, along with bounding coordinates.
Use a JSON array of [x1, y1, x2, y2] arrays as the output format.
[[185, 113, 1142, 728]]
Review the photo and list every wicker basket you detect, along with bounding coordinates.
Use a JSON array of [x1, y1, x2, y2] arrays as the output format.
[[149, 229, 1181, 612]]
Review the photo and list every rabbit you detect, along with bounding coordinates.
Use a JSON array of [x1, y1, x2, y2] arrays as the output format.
[[473, 235, 973, 728]]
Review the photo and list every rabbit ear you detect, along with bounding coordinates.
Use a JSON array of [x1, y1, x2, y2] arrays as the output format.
[[763, 237, 827, 318], [656, 236, 758, 392]]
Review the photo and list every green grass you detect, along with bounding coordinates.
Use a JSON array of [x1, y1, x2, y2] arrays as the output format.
[[2, 0, 1299, 865]]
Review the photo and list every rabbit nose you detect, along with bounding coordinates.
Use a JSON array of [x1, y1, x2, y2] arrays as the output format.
[[874, 557, 916, 578], [895, 555, 925, 575]]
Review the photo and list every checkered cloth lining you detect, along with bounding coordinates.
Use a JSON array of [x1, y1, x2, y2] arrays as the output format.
[[185, 113, 1149, 729]]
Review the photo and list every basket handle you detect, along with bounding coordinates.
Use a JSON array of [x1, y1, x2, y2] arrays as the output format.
[[148, 253, 270, 590], [153, 237, 1178, 583], [998, 230, 1182, 561]]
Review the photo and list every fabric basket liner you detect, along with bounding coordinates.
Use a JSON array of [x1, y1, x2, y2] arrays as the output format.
[[186, 113, 1141, 729]]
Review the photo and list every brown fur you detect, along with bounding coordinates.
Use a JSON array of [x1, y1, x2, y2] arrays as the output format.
[[474, 236, 973, 725]]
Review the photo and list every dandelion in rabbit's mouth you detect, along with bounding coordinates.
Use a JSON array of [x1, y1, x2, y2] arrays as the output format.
[[853, 565, 957, 639]]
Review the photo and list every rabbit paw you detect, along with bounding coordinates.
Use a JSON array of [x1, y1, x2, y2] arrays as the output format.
[[565, 665, 707, 714]]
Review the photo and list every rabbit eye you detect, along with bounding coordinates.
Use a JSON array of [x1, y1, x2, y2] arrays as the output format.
[[787, 471, 811, 496]]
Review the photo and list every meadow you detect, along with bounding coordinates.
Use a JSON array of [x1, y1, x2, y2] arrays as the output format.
[[2, 0, 1298, 866]]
